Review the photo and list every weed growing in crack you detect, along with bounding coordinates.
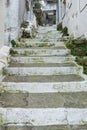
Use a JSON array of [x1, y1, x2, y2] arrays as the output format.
[[10, 49, 18, 56], [2, 68, 8, 76]]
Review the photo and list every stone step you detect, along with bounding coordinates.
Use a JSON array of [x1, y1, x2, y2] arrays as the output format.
[[11, 56, 74, 63], [16, 42, 65, 48], [6, 63, 82, 76], [1, 124, 87, 130], [9, 62, 77, 67], [1, 108, 87, 126], [20, 38, 59, 43], [3, 74, 84, 82], [12, 48, 70, 56], [2, 81, 87, 93], [0, 91, 87, 108], [1, 25, 87, 130]]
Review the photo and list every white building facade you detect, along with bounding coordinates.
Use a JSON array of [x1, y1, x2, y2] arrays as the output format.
[[59, 0, 87, 38]]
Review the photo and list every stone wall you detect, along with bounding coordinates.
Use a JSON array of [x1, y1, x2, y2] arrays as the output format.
[[59, 0, 87, 38]]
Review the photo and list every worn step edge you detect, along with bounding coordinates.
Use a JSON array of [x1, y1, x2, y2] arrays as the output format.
[[1, 81, 87, 93], [0, 108, 87, 126], [11, 56, 75, 63], [12, 48, 70, 56], [17, 41, 65, 47], [6, 66, 83, 76], [20, 38, 60, 42]]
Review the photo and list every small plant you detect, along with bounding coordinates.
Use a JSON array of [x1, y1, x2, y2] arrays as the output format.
[[41, 38, 49, 42], [11, 40, 17, 47], [21, 21, 28, 28], [24, 51, 29, 56], [38, 43, 55, 47], [21, 31, 31, 38], [23, 51, 36, 56], [2, 68, 8, 76], [65, 38, 87, 75], [83, 66, 87, 74], [62, 26, 69, 36], [10, 49, 18, 56], [65, 37, 73, 49], [38, 43, 48, 47], [57, 22, 62, 31]]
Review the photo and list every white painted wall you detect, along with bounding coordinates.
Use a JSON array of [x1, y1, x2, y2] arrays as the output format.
[[5, 0, 21, 45], [5, 0, 36, 46], [59, 0, 87, 38], [0, 0, 5, 48], [59, 0, 62, 22]]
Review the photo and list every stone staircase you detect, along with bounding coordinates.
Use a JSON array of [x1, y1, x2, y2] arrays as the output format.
[[0, 25, 87, 130]]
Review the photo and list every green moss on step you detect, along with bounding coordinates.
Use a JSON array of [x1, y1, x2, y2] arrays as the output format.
[[57, 22, 62, 31], [11, 40, 17, 47], [10, 49, 18, 56], [0, 114, 5, 125], [38, 43, 55, 47], [62, 27, 69, 36], [65, 38, 87, 74], [0, 86, 5, 93], [2, 68, 8, 76]]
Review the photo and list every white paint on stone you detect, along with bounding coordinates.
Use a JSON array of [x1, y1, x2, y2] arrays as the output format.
[[1, 108, 87, 125], [7, 66, 83, 76], [19, 41, 65, 47], [2, 81, 87, 93], [13, 48, 70, 56], [67, 108, 87, 125], [11, 56, 75, 63], [0, 108, 67, 125]]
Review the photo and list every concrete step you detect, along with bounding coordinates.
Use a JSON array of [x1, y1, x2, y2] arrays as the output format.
[[20, 38, 60, 43], [1, 124, 87, 130], [6, 62, 83, 76], [0, 91, 87, 108], [16, 42, 65, 48], [9, 62, 77, 67], [2, 81, 87, 93], [1, 108, 87, 126], [12, 48, 70, 56], [11, 56, 75, 63], [1, 25, 87, 130], [3, 74, 84, 82]]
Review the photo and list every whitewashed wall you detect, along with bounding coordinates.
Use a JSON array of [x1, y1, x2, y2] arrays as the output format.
[[5, 0, 37, 45], [59, 0, 87, 38], [0, 0, 5, 48], [5, 0, 26, 45]]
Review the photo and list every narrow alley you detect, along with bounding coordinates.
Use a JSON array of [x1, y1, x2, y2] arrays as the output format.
[[0, 25, 87, 130], [0, 0, 87, 130]]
